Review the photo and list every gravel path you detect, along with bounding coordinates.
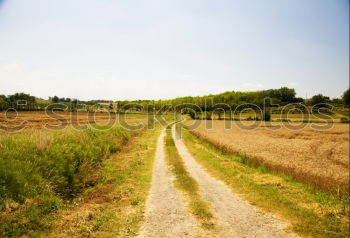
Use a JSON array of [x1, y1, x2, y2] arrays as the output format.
[[138, 129, 205, 238], [172, 125, 298, 238], [139, 127, 298, 238]]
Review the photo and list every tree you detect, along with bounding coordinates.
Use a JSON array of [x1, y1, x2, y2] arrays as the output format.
[[310, 94, 330, 105], [262, 110, 271, 121], [8, 93, 36, 110], [8, 93, 36, 103], [310, 94, 331, 111], [0, 95, 8, 111], [52, 96, 59, 103], [342, 89, 350, 108], [276, 87, 297, 103], [332, 98, 343, 105]]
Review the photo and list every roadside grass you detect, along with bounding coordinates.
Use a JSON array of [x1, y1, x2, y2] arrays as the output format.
[[0, 125, 135, 237], [164, 126, 214, 229], [180, 125, 349, 238], [47, 125, 162, 237]]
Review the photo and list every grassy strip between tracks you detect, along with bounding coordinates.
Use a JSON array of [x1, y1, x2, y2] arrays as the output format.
[[164, 125, 215, 229]]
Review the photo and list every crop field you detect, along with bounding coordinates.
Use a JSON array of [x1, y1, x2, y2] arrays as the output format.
[[186, 120, 349, 195], [0, 111, 146, 131]]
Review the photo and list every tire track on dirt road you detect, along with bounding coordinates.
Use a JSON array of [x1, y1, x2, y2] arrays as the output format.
[[172, 125, 299, 238], [138, 129, 206, 238]]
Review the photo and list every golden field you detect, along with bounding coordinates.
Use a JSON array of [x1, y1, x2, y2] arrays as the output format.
[[186, 120, 349, 195], [0, 111, 146, 131]]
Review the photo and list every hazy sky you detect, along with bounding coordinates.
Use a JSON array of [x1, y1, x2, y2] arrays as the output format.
[[0, 0, 348, 100]]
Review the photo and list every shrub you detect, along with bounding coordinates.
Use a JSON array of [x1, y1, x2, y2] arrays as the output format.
[[246, 116, 260, 121], [204, 112, 212, 120], [188, 111, 196, 120], [340, 117, 350, 123]]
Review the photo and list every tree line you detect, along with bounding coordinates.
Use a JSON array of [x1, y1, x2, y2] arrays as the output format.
[[1, 87, 349, 112], [119, 87, 350, 112]]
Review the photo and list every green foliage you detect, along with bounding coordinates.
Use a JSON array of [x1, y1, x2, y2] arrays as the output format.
[[0, 95, 9, 111], [0, 136, 47, 203], [310, 94, 331, 106], [342, 89, 350, 108], [157, 87, 299, 111], [1, 93, 37, 111], [51, 96, 59, 103], [340, 117, 349, 123], [262, 110, 271, 121], [246, 116, 260, 121], [3, 87, 349, 113], [0, 126, 133, 236], [204, 111, 212, 120], [188, 111, 196, 120]]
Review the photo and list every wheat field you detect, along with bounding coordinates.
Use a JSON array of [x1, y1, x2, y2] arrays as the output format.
[[186, 120, 349, 195], [0, 111, 146, 131]]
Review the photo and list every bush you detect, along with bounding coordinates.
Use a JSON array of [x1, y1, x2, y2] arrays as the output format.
[[340, 117, 350, 123], [342, 88, 350, 107], [188, 111, 196, 120], [246, 116, 260, 121], [204, 112, 212, 120]]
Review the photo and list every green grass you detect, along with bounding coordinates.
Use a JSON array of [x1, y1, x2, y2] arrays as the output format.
[[180, 125, 349, 238], [164, 126, 214, 229], [0, 125, 135, 237], [46, 125, 162, 237]]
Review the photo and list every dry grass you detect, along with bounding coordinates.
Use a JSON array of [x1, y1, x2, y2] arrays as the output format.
[[186, 120, 349, 195]]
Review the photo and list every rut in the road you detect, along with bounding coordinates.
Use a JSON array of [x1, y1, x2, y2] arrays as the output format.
[[172, 125, 298, 238]]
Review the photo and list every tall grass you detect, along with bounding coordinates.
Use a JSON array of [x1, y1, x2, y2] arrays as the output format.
[[0, 126, 134, 237]]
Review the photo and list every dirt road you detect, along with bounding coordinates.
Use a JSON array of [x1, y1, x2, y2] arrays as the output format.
[[138, 130, 203, 238], [172, 125, 298, 238], [139, 126, 298, 238]]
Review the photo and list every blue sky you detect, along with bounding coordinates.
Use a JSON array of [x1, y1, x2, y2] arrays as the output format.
[[0, 0, 348, 100]]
